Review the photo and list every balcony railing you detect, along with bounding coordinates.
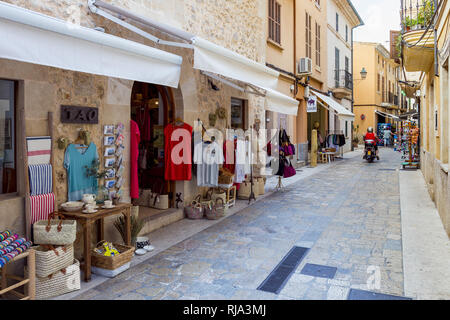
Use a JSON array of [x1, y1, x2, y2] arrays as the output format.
[[400, 0, 436, 33], [334, 70, 353, 90]]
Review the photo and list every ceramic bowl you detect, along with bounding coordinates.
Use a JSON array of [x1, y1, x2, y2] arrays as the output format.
[[61, 201, 84, 212]]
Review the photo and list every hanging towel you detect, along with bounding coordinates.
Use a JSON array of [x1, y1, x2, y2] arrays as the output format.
[[26, 136, 51, 165], [0, 241, 32, 268], [28, 164, 53, 196], [29, 193, 55, 225]]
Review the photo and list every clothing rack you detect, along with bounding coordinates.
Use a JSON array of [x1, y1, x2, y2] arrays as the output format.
[[325, 130, 345, 158]]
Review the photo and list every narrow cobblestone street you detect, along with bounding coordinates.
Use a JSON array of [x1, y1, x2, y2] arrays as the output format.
[[74, 148, 408, 300]]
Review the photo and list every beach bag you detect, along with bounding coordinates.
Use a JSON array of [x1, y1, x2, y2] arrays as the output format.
[[34, 259, 81, 300], [283, 159, 296, 178], [238, 181, 257, 199], [35, 244, 74, 278], [256, 177, 266, 195], [205, 198, 226, 220], [136, 188, 152, 207], [150, 193, 169, 210], [184, 195, 204, 219], [33, 213, 76, 245], [211, 189, 227, 204]]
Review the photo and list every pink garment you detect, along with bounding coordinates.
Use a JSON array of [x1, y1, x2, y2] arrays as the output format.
[[130, 120, 140, 199]]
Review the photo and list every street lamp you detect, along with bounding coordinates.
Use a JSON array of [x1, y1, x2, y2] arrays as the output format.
[[360, 67, 367, 80]]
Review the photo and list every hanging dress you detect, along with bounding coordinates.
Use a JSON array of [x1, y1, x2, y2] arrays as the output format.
[[130, 120, 140, 199]]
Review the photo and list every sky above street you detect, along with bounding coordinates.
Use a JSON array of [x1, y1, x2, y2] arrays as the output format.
[[352, 0, 401, 49]]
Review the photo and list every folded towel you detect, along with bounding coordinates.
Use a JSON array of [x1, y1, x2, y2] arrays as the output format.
[[30, 193, 55, 225], [26, 136, 51, 165], [0, 230, 12, 241], [0, 238, 27, 256], [0, 241, 32, 267], [29, 164, 53, 196], [0, 234, 18, 250]]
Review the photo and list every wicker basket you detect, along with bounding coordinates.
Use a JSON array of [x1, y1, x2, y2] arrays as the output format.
[[184, 195, 204, 219], [205, 198, 226, 220], [91, 241, 134, 270], [35, 244, 74, 278], [33, 213, 76, 245], [35, 259, 81, 300]]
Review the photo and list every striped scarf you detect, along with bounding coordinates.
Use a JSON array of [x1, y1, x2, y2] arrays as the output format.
[[0, 234, 19, 250], [0, 241, 32, 268]]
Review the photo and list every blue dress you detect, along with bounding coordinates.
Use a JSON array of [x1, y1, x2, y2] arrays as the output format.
[[64, 143, 99, 201]]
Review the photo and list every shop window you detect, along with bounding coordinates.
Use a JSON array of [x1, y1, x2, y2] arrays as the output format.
[[268, 0, 281, 44], [231, 98, 247, 130], [0, 80, 17, 195]]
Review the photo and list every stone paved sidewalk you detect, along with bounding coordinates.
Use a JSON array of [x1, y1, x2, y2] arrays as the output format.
[[74, 148, 405, 300]]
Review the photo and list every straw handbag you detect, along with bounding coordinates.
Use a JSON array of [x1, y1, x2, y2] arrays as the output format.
[[150, 193, 169, 210], [35, 259, 81, 300], [135, 188, 152, 207], [256, 177, 266, 195], [35, 244, 74, 278], [238, 181, 257, 199], [211, 189, 227, 204], [205, 198, 226, 220], [33, 213, 76, 245], [91, 241, 134, 270], [184, 195, 204, 219]]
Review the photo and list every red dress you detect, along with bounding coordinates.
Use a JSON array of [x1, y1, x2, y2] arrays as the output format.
[[164, 123, 193, 181], [130, 120, 140, 199]]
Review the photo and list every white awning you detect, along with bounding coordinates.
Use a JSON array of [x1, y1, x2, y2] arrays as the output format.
[[264, 87, 299, 116], [192, 37, 279, 90], [87, 1, 299, 115], [311, 91, 355, 122], [0, 1, 182, 88], [375, 110, 400, 121]]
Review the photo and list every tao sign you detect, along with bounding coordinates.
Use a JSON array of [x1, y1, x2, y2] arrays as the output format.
[[61, 105, 98, 124]]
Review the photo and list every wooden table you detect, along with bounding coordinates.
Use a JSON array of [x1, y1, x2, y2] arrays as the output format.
[[59, 203, 132, 282]]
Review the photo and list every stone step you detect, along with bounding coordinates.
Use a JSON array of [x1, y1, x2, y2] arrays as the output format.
[[138, 206, 185, 235]]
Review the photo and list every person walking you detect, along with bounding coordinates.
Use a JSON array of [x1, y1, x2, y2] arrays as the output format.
[[383, 126, 391, 147]]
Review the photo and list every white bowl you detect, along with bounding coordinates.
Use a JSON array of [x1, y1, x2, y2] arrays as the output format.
[[61, 201, 84, 212]]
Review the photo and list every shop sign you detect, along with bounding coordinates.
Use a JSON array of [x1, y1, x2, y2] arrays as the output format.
[[60, 105, 98, 124], [306, 95, 317, 113]]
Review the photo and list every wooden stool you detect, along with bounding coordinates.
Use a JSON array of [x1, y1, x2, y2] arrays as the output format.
[[226, 185, 237, 208]]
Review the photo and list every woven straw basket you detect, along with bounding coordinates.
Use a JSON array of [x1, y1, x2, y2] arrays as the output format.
[[35, 244, 74, 278], [91, 241, 134, 270], [33, 214, 76, 245], [35, 259, 81, 300]]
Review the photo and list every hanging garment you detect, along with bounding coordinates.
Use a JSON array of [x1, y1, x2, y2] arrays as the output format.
[[130, 120, 141, 199], [194, 141, 224, 187], [164, 122, 193, 181], [235, 139, 246, 183], [223, 139, 235, 173], [64, 143, 98, 201], [244, 139, 252, 175], [135, 107, 151, 141]]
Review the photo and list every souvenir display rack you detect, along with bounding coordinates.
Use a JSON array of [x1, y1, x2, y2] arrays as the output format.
[[401, 121, 420, 169]]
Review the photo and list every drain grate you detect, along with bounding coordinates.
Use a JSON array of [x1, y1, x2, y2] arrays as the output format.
[[347, 289, 412, 300], [300, 263, 337, 279], [257, 246, 309, 294]]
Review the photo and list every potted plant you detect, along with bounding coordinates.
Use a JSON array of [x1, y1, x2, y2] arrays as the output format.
[[403, 17, 416, 32], [85, 159, 108, 203], [114, 215, 144, 246]]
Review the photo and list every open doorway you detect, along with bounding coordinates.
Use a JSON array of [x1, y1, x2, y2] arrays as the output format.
[[131, 81, 175, 212]]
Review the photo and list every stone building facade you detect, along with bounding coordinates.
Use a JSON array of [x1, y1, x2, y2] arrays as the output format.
[[0, 0, 270, 253]]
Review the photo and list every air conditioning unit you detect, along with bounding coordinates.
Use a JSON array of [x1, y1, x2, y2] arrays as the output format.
[[297, 57, 312, 75]]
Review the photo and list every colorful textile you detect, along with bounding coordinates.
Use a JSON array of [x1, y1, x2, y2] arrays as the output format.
[[0, 234, 18, 250], [0, 237, 27, 256], [64, 143, 98, 201], [28, 164, 53, 196], [130, 120, 140, 199], [0, 230, 12, 241], [30, 193, 55, 225], [0, 241, 32, 268], [26, 136, 51, 165]]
